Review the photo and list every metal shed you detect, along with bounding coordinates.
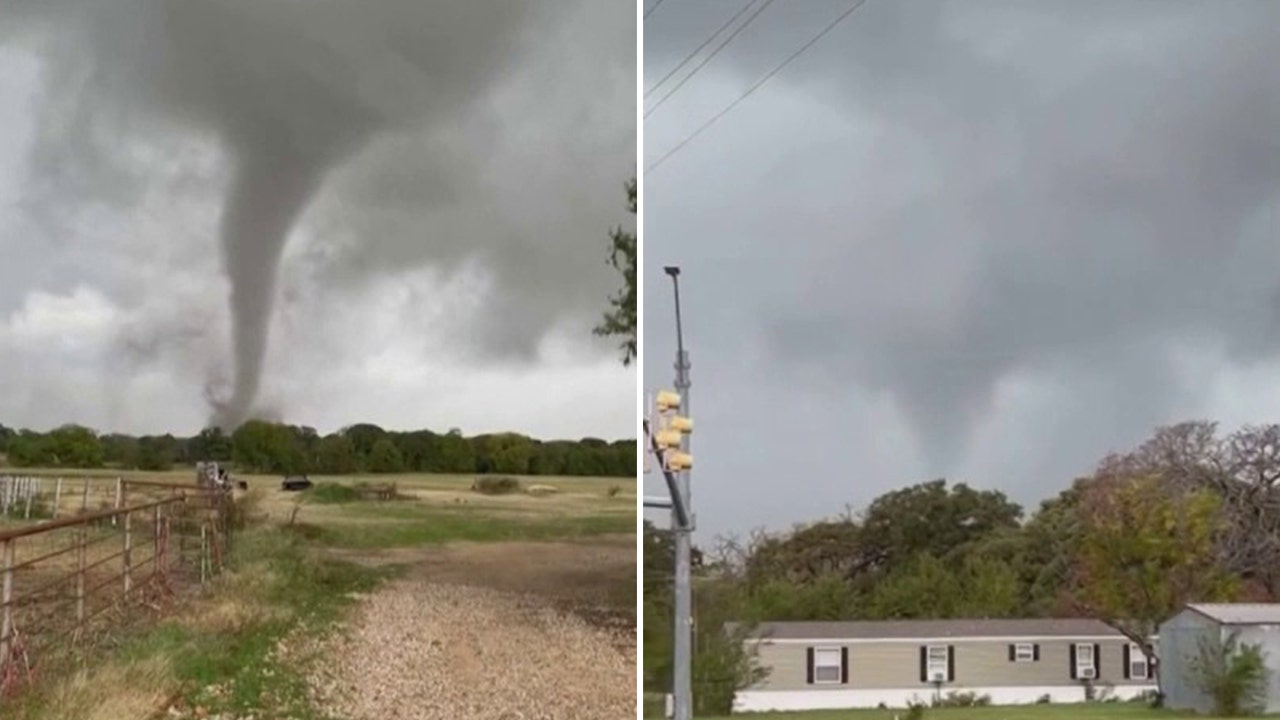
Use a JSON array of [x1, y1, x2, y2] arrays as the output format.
[[1160, 604, 1280, 714]]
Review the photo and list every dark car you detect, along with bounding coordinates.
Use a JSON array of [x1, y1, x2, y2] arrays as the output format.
[[281, 475, 313, 491]]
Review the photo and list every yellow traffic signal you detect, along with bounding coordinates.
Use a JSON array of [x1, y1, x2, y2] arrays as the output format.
[[665, 451, 693, 472], [655, 428, 683, 448], [656, 390, 682, 412]]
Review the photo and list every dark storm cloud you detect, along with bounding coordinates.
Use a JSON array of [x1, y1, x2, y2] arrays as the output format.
[[643, 0, 1280, 537], [1, 0, 635, 430]]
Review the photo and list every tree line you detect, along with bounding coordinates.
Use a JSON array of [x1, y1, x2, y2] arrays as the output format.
[[644, 420, 1280, 714], [0, 421, 634, 477]]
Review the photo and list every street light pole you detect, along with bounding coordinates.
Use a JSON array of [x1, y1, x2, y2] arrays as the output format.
[[665, 265, 693, 720]]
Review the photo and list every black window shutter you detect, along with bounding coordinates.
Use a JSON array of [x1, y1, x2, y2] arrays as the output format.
[[1123, 645, 1131, 679], [1008, 644, 1015, 661], [948, 645, 956, 682], [1095, 644, 1101, 677], [919, 646, 927, 683], [806, 647, 815, 685], [1033, 644, 1040, 661], [841, 647, 849, 684], [1070, 644, 1077, 679]]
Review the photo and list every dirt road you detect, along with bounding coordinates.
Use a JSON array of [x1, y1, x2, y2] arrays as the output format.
[[303, 536, 636, 720]]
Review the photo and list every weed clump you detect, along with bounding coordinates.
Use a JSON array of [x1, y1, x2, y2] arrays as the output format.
[[306, 483, 361, 504], [471, 476, 520, 495]]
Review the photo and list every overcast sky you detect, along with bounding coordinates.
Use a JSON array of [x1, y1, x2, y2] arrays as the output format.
[[0, 1, 635, 441], [642, 0, 1280, 541]]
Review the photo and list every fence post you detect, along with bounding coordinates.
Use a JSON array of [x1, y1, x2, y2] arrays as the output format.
[[53, 477, 63, 519], [1, 538, 12, 667], [123, 508, 133, 602], [81, 478, 89, 513], [153, 504, 161, 580], [76, 526, 86, 630], [23, 479, 33, 519], [112, 478, 122, 526], [200, 524, 207, 587]]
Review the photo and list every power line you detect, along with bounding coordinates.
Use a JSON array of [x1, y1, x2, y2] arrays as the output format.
[[647, 0, 870, 175], [644, 0, 667, 20], [644, 0, 777, 120], [644, 0, 757, 99]]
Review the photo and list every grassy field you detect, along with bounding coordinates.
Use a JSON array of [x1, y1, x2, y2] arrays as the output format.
[[686, 705, 1226, 720], [3, 468, 636, 719]]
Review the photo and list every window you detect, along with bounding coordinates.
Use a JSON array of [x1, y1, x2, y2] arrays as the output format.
[[1129, 644, 1149, 679], [1076, 643, 1096, 678], [813, 647, 843, 684], [1014, 643, 1035, 662], [927, 645, 949, 681]]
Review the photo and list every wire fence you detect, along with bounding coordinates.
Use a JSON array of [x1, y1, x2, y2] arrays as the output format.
[[0, 478, 232, 704]]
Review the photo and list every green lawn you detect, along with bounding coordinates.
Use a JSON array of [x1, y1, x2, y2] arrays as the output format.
[[696, 705, 1218, 720]]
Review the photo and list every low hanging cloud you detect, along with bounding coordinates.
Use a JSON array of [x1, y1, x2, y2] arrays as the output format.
[[0, 0, 635, 437], [643, 0, 1280, 537]]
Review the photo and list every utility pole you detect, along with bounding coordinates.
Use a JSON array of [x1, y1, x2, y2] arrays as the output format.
[[666, 265, 693, 720], [643, 265, 695, 720]]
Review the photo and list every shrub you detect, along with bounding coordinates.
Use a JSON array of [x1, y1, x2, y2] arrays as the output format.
[[1190, 630, 1269, 717], [1036, 694, 1052, 705], [906, 700, 927, 720], [933, 691, 991, 708], [471, 476, 520, 495], [306, 482, 361, 504], [227, 488, 265, 529], [606, 484, 621, 498]]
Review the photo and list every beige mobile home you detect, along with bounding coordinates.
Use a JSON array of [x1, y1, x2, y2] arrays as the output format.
[[735, 618, 1156, 713]]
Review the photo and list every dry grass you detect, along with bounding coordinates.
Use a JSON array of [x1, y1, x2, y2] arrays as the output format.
[[0, 468, 636, 719], [10, 656, 175, 720]]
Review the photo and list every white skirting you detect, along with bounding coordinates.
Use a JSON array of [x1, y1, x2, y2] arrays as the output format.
[[733, 684, 1157, 713]]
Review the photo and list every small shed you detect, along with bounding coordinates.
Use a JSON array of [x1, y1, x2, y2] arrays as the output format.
[[1160, 604, 1280, 714]]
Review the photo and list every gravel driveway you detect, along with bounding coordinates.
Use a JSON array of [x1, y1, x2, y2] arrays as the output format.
[[306, 538, 635, 719]]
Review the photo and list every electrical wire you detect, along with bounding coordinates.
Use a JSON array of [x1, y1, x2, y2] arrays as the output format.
[[644, 0, 758, 99], [644, 0, 777, 119], [646, 0, 870, 175], [644, 0, 667, 20]]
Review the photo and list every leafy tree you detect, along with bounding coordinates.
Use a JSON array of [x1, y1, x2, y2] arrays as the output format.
[[744, 520, 863, 586], [593, 178, 636, 365], [1073, 475, 1237, 683], [342, 423, 387, 465], [5, 432, 47, 467], [232, 420, 303, 474], [1188, 630, 1269, 717], [859, 479, 1022, 572], [316, 433, 358, 474], [368, 437, 405, 473], [435, 430, 476, 473], [188, 426, 233, 462], [45, 424, 104, 467], [0, 423, 14, 452], [136, 434, 178, 471], [101, 433, 141, 468]]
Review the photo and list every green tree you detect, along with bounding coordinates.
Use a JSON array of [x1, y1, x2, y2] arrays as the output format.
[[594, 178, 636, 365], [101, 433, 141, 468], [859, 479, 1023, 573], [137, 434, 178, 471], [188, 426, 233, 462], [1074, 475, 1237, 683], [316, 433, 358, 474], [436, 429, 475, 473], [5, 432, 48, 467], [342, 423, 387, 467], [1189, 630, 1269, 717], [46, 424, 104, 467], [232, 420, 302, 474], [368, 437, 405, 473]]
